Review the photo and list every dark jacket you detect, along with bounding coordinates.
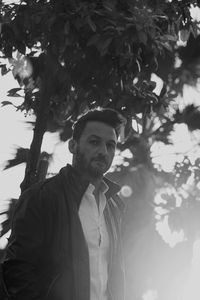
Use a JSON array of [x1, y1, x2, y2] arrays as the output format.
[[2, 165, 125, 300]]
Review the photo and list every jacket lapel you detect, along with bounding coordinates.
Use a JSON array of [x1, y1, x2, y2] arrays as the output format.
[[60, 166, 90, 300]]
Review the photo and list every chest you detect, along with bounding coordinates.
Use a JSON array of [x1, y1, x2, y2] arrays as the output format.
[[78, 190, 110, 251]]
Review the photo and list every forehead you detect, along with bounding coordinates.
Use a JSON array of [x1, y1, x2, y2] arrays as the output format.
[[81, 121, 117, 141]]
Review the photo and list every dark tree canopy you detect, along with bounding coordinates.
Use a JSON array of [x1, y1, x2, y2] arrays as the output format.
[[0, 0, 199, 123], [1, 2, 200, 298]]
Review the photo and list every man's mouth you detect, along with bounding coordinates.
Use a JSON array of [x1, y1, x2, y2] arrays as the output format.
[[93, 159, 107, 166]]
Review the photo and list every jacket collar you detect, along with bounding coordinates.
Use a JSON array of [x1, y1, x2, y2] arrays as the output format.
[[103, 177, 121, 199], [60, 164, 121, 200]]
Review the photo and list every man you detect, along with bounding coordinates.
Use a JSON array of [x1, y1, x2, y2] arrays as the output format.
[[2, 108, 126, 300]]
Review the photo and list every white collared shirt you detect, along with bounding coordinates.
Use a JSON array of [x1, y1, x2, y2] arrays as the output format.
[[78, 182, 110, 300]]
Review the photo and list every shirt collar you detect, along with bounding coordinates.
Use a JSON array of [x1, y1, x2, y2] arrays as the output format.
[[86, 180, 109, 197], [99, 180, 109, 195], [61, 164, 121, 198], [87, 183, 95, 195]]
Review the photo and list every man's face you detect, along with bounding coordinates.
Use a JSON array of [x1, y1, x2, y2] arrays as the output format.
[[73, 121, 117, 178]]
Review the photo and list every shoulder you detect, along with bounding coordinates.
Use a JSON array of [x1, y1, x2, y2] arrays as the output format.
[[21, 173, 60, 197], [16, 172, 64, 213]]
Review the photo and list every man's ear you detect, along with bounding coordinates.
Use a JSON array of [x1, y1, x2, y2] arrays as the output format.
[[68, 139, 78, 154]]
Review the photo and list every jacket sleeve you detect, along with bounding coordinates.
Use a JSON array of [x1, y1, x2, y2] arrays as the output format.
[[2, 185, 45, 300]]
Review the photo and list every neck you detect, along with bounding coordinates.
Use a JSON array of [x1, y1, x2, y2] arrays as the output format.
[[72, 164, 103, 190]]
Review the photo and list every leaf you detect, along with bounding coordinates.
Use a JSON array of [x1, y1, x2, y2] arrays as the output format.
[[0, 198, 18, 237], [148, 81, 157, 91], [16, 41, 26, 55], [1, 64, 9, 75], [136, 59, 141, 72], [7, 88, 22, 96], [86, 16, 96, 32], [160, 41, 173, 52], [64, 21, 70, 35], [1, 101, 13, 107], [190, 23, 198, 38], [97, 37, 113, 55], [3, 147, 29, 170], [34, 14, 42, 24], [103, 1, 115, 12], [164, 34, 177, 42], [9, 93, 22, 98], [87, 34, 100, 47], [179, 29, 190, 43], [59, 121, 73, 141], [138, 31, 148, 45]]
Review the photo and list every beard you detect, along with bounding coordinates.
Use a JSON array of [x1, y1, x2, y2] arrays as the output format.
[[74, 148, 111, 179]]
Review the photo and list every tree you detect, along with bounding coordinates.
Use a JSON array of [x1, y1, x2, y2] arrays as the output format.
[[0, 0, 199, 189], [1, 0, 200, 298]]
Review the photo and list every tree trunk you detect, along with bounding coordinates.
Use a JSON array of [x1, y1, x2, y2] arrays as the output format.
[[20, 54, 56, 193]]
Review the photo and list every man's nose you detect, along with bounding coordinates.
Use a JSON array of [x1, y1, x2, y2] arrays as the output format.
[[98, 143, 108, 155]]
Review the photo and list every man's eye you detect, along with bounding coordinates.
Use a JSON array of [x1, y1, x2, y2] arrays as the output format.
[[90, 140, 99, 145]]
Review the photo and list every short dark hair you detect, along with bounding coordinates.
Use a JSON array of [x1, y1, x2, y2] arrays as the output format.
[[72, 108, 125, 141]]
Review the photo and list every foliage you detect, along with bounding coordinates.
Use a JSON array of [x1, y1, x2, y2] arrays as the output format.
[[155, 157, 200, 241], [0, 0, 198, 125], [1, 1, 200, 298], [0, 198, 18, 237]]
